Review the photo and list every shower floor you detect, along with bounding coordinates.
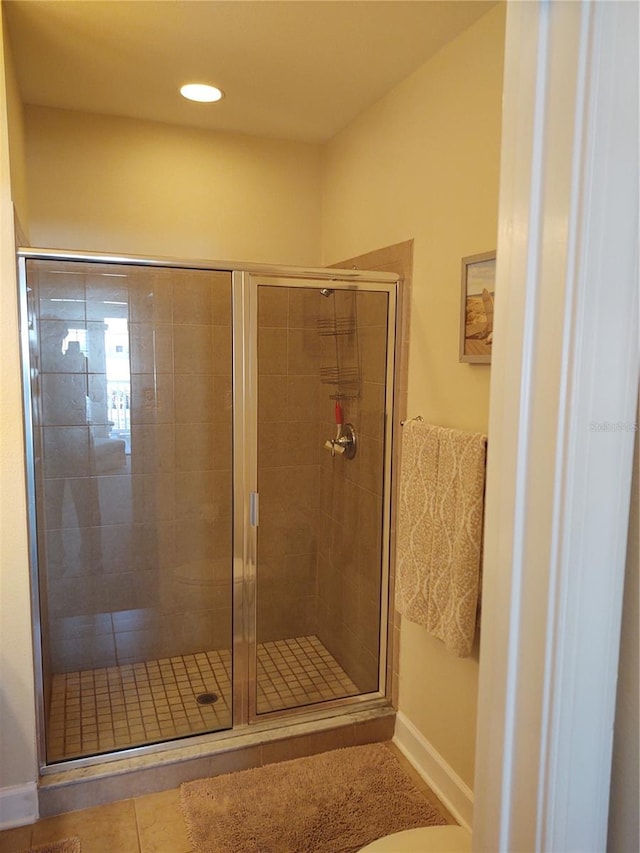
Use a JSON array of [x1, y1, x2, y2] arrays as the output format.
[[47, 635, 358, 762]]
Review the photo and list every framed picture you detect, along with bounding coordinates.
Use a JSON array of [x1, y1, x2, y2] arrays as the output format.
[[459, 250, 496, 364]]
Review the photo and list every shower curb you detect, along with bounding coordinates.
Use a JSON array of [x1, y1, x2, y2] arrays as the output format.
[[37, 704, 395, 817]]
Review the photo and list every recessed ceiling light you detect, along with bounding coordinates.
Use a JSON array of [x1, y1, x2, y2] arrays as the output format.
[[180, 83, 224, 103]]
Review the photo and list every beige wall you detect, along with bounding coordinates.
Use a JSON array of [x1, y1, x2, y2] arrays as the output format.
[[24, 106, 323, 266], [0, 10, 38, 796], [322, 5, 506, 787], [2, 20, 28, 239]]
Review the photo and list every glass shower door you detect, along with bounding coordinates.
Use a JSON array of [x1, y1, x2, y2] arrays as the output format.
[[251, 277, 394, 716], [24, 258, 234, 763]]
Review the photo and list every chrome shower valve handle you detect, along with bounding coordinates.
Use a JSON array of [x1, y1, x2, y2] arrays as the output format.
[[324, 423, 357, 459]]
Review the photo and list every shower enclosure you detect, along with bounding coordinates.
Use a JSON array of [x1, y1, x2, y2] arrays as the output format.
[[19, 251, 398, 769]]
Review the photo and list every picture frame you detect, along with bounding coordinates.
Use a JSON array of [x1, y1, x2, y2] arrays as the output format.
[[459, 250, 496, 364]]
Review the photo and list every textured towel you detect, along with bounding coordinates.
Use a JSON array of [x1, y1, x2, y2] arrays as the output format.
[[396, 421, 486, 656]]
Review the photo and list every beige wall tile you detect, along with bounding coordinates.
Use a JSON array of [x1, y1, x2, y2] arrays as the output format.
[[357, 291, 389, 327], [353, 714, 395, 745], [173, 324, 213, 374], [360, 380, 385, 441], [281, 421, 321, 467], [258, 374, 286, 423], [261, 725, 354, 765], [258, 285, 288, 327], [284, 552, 317, 585], [174, 423, 211, 471], [174, 374, 213, 423], [36, 320, 82, 372], [287, 375, 322, 421], [130, 424, 176, 474], [211, 423, 233, 471], [130, 322, 174, 374], [43, 426, 91, 477], [359, 325, 388, 384], [130, 373, 174, 424], [287, 328, 320, 375], [357, 436, 384, 496], [211, 275, 233, 323], [212, 324, 232, 374], [358, 487, 382, 545], [41, 373, 88, 426], [341, 478, 360, 530], [258, 327, 287, 375], [174, 518, 231, 563], [129, 269, 174, 324], [172, 273, 213, 325], [174, 470, 214, 521], [212, 376, 232, 423], [95, 474, 136, 526], [283, 465, 320, 508], [288, 286, 320, 329], [44, 476, 101, 529], [258, 421, 287, 469], [85, 281, 128, 323], [96, 507, 138, 557]]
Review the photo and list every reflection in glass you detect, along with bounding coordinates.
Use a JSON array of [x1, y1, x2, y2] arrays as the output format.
[[27, 260, 233, 763], [26, 259, 394, 761]]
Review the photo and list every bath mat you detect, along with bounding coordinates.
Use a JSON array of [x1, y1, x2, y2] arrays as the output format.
[[180, 743, 446, 853], [19, 838, 81, 853]]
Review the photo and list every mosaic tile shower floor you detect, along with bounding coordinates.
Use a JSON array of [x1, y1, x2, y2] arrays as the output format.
[[47, 635, 358, 761]]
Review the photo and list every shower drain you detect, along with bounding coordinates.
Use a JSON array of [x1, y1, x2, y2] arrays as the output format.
[[196, 692, 219, 705]]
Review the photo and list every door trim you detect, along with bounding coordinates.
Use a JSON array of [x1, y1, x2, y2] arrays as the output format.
[[473, 1, 639, 849]]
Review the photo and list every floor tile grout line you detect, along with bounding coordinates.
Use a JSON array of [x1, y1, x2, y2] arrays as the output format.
[[49, 635, 359, 760]]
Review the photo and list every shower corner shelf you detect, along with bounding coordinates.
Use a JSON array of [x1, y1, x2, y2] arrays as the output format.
[[316, 317, 356, 336], [319, 366, 359, 383], [319, 366, 360, 400]]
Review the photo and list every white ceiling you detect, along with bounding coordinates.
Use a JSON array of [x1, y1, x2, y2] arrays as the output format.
[[4, 0, 496, 143]]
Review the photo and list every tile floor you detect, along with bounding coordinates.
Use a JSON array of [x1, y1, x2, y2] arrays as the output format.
[[256, 636, 359, 713], [0, 743, 454, 853], [47, 650, 233, 762], [48, 635, 359, 761]]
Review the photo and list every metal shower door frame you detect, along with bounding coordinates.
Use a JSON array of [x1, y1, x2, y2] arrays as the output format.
[[17, 248, 399, 771], [236, 272, 398, 725]]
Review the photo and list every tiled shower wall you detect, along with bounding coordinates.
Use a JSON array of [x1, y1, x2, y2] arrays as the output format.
[[316, 291, 388, 692], [252, 284, 389, 693], [30, 260, 234, 673], [32, 262, 389, 696], [256, 286, 324, 642]]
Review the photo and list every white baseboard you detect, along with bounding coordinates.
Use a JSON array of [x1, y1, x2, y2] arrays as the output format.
[[393, 711, 474, 832], [0, 782, 38, 830]]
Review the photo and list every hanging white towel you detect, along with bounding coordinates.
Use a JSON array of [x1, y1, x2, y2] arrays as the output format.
[[396, 420, 487, 657]]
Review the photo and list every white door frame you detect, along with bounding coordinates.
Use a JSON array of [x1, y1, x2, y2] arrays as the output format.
[[473, 1, 639, 851]]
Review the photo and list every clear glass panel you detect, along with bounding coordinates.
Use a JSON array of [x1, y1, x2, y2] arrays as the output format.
[[26, 259, 234, 763], [255, 284, 389, 714]]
